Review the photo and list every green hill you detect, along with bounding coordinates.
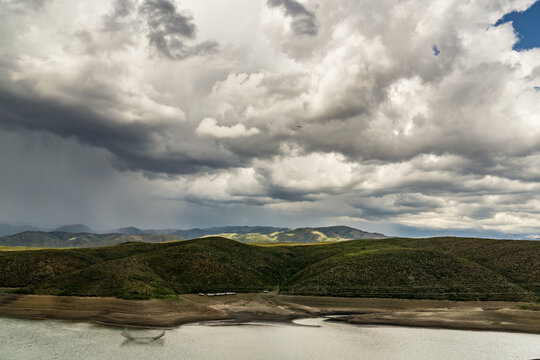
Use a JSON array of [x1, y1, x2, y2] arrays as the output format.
[[0, 237, 538, 302], [117, 227, 146, 235]]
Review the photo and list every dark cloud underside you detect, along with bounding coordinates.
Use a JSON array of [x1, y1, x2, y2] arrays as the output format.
[[267, 0, 318, 36], [0, 88, 240, 174], [139, 0, 218, 59]]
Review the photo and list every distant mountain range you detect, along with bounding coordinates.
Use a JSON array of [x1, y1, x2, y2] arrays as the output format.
[[117, 225, 387, 243], [0, 223, 92, 237], [0, 224, 40, 237], [118, 225, 288, 237], [0, 232, 182, 248], [0, 225, 387, 248], [53, 224, 93, 233]]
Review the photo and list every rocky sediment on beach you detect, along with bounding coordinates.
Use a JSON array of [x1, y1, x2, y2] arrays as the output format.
[[0, 289, 538, 333]]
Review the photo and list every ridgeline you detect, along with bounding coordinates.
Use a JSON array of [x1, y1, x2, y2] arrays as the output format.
[[0, 237, 538, 302], [0, 225, 385, 248], [0, 232, 183, 248]]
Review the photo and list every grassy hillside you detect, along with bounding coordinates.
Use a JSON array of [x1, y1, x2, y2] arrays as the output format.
[[0, 237, 538, 302], [281, 248, 528, 300], [0, 245, 44, 251], [198, 226, 387, 243], [0, 231, 184, 248], [272, 226, 387, 243]]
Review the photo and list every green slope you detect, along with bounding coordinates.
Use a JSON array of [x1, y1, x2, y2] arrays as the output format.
[[208, 226, 388, 243], [272, 226, 387, 243], [143, 237, 288, 294], [31, 256, 176, 299], [280, 248, 529, 301], [0, 237, 538, 302], [0, 249, 99, 287]]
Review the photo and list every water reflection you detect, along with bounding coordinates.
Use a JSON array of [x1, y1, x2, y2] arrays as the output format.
[[0, 317, 538, 360], [120, 338, 165, 347]]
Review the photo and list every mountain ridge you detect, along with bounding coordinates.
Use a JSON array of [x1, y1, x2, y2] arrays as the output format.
[[0, 231, 183, 248], [0, 225, 386, 248], [0, 224, 40, 237], [117, 225, 387, 243], [53, 224, 93, 233]]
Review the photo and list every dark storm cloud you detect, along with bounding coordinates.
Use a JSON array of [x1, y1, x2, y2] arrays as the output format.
[[219, 133, 284, 160], [180, 194, 277, 207], [267, 0, 318, 36], [258, 185, 320, 202], [0, 87, 241, 175], [112, 0, 134, 17], [103, 0, 136, 32], [139, 0, 218, 60], [255, 180, 350, 203], [346, 193, 445, 221], [140, 0, 196, 38]]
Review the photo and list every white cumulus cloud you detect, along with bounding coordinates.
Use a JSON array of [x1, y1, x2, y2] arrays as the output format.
[[196, 117, 260, 139]]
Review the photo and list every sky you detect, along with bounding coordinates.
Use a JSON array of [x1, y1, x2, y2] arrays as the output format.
[[0, 0, 539, 238], [496, 0, 540, 50]]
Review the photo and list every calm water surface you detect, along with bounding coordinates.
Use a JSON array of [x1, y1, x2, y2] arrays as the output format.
[[0, 317, 538, 360]]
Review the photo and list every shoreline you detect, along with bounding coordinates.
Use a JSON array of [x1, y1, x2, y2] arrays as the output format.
[[1, 289, 539, 334]]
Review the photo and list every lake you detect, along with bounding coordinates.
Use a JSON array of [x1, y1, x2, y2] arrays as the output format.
[[0, 317, 538, 359]]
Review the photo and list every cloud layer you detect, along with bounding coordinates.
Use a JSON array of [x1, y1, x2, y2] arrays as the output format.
[[139, 0, 218, 59], [0, 0, 539, 237], [196, 118, 260, 138], [267, 0, 318, 36]]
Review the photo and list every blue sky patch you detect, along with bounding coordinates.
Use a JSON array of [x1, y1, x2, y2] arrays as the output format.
[[535, 86, 540, 91], [495, 0, 540, 51], [432, 45, 440, 56]]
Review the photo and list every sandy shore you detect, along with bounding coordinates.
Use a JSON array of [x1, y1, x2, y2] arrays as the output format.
[[0, 288, 538, 334]]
